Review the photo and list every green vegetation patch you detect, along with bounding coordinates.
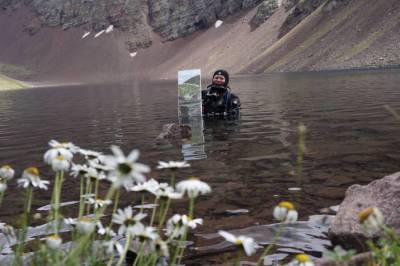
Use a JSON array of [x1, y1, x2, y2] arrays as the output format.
[[0, 63, 34, 80], [0, 73, 31, 91], [178, 83, 201, 101]]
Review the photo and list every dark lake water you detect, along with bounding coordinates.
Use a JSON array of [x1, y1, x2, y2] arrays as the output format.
[[1, 68, 400, 264]]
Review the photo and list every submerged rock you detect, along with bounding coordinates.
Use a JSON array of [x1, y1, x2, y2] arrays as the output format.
[[157, 123, 191, 140], [328, 172, 400, 251]]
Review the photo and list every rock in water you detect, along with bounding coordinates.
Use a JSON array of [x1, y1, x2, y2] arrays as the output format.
[[328, 172, 400, 251], [157, 123, 191, 140]]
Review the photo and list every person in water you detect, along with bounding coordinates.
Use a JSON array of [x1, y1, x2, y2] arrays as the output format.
[[202, 69, 240, 116]]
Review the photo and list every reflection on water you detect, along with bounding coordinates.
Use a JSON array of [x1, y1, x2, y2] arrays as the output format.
[[178, 69, 207, 160], [195, 215, 333, 264], [1, 69, 400, 263]]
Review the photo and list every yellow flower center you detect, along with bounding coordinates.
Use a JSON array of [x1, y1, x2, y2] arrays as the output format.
[[56, 155, 65, 161], [80, 217, 92, 223], [2, 165, 12, 170], [295, 254, 311, 262], [48, 235, 61, 240], [278, 201, 294, 210], [26, 167, 39, 176], [189, 176, 199, 180], [235, 239, 242, 245], [358, 207, 373, 223]]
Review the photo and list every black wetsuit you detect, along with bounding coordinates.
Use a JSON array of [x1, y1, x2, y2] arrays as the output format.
[[202, 84, 240, 116]]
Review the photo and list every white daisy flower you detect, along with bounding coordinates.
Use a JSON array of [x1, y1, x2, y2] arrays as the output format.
[[86, 167, 107, 180], [0, 223, 16, 244], [154, 239, 169, 258], [135, 226, 158, 241], [88, 161, 112, 177], [46, 235, 62, 250], [48, 140, 79, 152], [130, 178, 160, 194], [287, 253, 314, 266], [44, 140, 79, 165], [44, 147, 73, 165], [358, 207, 384, 236], [103, 239, 124, 255], [166, 214, 202, 238], [85, 197, 112, 209], [112, 206, 147, 236], [18, 167, 49, 190], [97, 221, 116, 237], [182, 215, 203, 229], [64, 217, 77, 226], [70, 164, 96, 178], [79, 148, 103, 161], [130, 226, 159, 255], [176, 177, 211, 198], [76, 217, 95, 234], [273, 201, 298, 223], [166, 214, 184, 238], [152, 183, 183, 200], [157, 161, 190, 170], [218, 230, 258, 256], [0, 165, 15, 180], [51, 155, 71, 172], [104, 146, 150, 189]]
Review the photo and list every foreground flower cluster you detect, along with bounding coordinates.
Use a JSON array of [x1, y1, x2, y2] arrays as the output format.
[[0, 139, 320, 266], [0, 140, 212, 265]]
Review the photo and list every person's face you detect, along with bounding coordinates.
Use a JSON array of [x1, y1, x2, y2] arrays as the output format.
[[212, 74, 226, 86]]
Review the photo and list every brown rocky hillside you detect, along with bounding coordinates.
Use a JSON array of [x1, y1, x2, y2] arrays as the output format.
[[0, 0, 399, 83]]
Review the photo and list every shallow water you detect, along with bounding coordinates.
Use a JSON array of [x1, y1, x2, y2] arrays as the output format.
[[1, 69, 400, 263]]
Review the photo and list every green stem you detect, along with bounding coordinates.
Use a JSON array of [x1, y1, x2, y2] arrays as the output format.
[[106, 252, 115, 266], [116, 233, 132, 266], [140, 193, 145, 213], [150, 198, 159, 227], [0, 189, 5, 207], [235, 250, 243, 266], [108, 188, 120, 228], [54, 171, 64, 235], [62, 186, 117, 264], [159, 198, 171, 230], [170, 171, 176, 187], [14, 187, 33, 265], [188, 197, 195, 219], [172, 197, 195, 266], [296, 123, 306, 177], [94, 177, 100, 198], [85, 178, 92, 215], [78, 175, 84, 219], [256, 223, 284, 266], [133, 242, 145, 266]]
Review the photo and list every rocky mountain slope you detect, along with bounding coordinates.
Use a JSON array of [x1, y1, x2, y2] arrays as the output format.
[[0, 0, 399, 82]]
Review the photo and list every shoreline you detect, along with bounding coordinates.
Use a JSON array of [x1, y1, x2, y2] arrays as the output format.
[[2, 64, 400, 90]]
